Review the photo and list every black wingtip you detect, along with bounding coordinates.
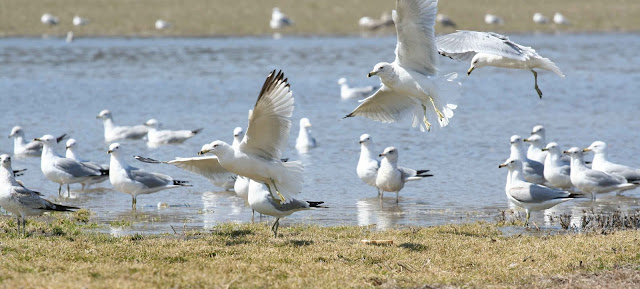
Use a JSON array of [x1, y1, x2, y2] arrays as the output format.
[[51, 203, 80, 212], [343, 113, 353, 119], [99, 169, 109, 176], [56, 133, 68, 143], [192, 128, 204, 135], [416, 170, 430, 175], [134, 156, 161, 164], [173, 180, 191, 187], [307, 201, 327, 208]]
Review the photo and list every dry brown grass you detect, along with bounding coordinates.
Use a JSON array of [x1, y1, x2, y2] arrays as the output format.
[[0, 0, 638, 37], [1, 212, 640, 288]]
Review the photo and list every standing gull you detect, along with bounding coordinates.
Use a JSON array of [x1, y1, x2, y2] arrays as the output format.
[[338, 78, 378, 100], [9, 126, 66, 157], [270, 7, 294, 30], [247, 180, 325, 237], [199, 70, 303, 204], [584, 141, 640, 183], [541, 142, 573, 190], [553, 13, 569, 25], [436, 30, 564, 98], [108, 143, 190, 209], [524, 134, 547, 164], [35, 135, 108, 196], [376, 147, 432, 203], [484, 14, 503, 25], [72, 15, 89, 26], [144, 118, 203, 146], [295, 118, 316, 153], [533, 13, 549, 24], [564, 147, 637, 200], [41, 13, 59, 25], [509, 135, 546, 185], [0, 154, 78, 235], [357, 134, 382, 196], [96, 109, 149, 142], [65, 139, 110, 190], [345, 0, 459, 132]]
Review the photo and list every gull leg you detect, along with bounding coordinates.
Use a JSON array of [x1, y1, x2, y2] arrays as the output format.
[[421, 104, 432, 132], [396, 192, 399, 204], [58, 184, 62, 196], [428, 95, 445, 122], [271, 218, 280, 237], [251, 210, 255, 224], [67, 184, 70, 198], [269, 179, 286, 204], [531, 70, 543, 98], [524, 210, 531, 227], [132, 196, 137, 210], [16, 216, 20, 235], [81, 183, 86, 191]]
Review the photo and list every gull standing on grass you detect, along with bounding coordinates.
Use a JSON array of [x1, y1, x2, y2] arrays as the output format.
[[345, 0, 460, 132], [541, 142, 573, 190], [65, 139, 110, 190], [9, 126, 66, 157], [199, 70, 303, 204], [509, 135, 546, 185], [376, 147, 432, 203], [96, 109, 149, 142], [564, 147, 638, 200], [338, 78, 378, 100], [144, 118, 203, 146], [35, 135, 108, 197], [499, 158, 579, 226], [295, 118, 316, 153], [584, 141, 640, 183], [247, 180, 325, 237], [436, 30, 564, 98], [0, 154, 78, 235], [108, 143, 190, 209]]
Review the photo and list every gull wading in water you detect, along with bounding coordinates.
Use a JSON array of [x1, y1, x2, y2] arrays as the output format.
[[144, 118, 203, 146], [509, 135, 546, 185], [96, 109, 149, 142], [584, 141, 640, 183], [345, 0, 460, 132], [376, 147, 433, 203], [199, 70, 303, 204], [0, 154, 78, 235], [9, 126, 66, 157], [338, 78, 378, 100], [295, 118, 316, 153], [436, 30, 564, 98], [65, 138, 110, 190], [108, 143, 190, 209], [541, 142, 573, 190], [357, 134, 382, 196]]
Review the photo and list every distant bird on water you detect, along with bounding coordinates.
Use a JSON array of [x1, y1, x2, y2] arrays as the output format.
[[41, 13, 59, 26], [270, 8, 293, 30]]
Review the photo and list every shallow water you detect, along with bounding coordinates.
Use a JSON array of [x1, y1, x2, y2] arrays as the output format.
[[1, 33, 640, 234]]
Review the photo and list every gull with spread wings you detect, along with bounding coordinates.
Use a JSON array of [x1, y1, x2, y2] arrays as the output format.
[[345, 0, 459, 132], [199, 70, 303, 204]]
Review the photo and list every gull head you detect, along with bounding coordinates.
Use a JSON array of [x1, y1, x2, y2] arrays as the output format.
[[359, 134, 372, 145], [379, 146, 398, 161], [468, 54, 489, 75], [337, 78, 347, 85], [300, 118, 312, 128], [107, 143, 121, 154], [33, 135, 56, 146], [499, 157, 522, 170], [563, 147, 584, 159], [96, 109, 112, 120], [144, 118, 160, 128], [0, 154, 11, 168], [523, 134, 542, 146], [198, 140, 229, 156], [233, 127, 245, 138], [531, 125, 545, 137], [584, 141, 606, 154], [542, 142, 560, 154], [8, 126, 24, 138], [368, 62, 392, 79], [65, 138, 77, 150], [510, 135, 523, 146]]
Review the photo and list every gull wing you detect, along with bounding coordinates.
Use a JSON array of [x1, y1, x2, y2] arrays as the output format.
[[584, 169, 626, 187], [240, 70, 293, 160], [436, 30, 528, 62], [345, 85, 419, 123], [509, 183, 569, 203], [167, 156, 236, 185], [128, 169, 171, 189], [54, 158, 101, 178], [393, 0, 439, 75]]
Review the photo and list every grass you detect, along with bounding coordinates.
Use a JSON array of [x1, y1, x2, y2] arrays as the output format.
[[0, 0, 638, 37], [1, 212, 640, 288]]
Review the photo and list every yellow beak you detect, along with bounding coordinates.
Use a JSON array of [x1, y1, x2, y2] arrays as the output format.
[[467, 66, 475, 76], [498, 163, 507, 168], [582, 148, 592, 152], [107, 150, 113, 154], [198, 149, 209, 155], [368, 71, 376, 77]]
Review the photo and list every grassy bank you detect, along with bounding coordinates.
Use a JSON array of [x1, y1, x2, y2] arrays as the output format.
[[0, 0, 638, 37], [1, 212, 640, 288]]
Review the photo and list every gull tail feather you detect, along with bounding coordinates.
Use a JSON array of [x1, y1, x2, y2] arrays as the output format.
[[276, 160, 304, 204], [538, 57, 565, 78]]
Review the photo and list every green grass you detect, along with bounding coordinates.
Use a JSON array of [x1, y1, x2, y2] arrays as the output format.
[[0, 0, 638, 37], [1, 212, 640, 288]]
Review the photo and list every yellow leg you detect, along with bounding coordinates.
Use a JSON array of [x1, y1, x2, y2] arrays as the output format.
[[428, 95, 445, 121], [269, 179, 286, 204], [421, 104, 432, 132]]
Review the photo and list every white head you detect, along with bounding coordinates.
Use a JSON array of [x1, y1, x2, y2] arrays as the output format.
[[563, 147, 584, 160], [107, 143, 122, 155], [198, 140, 230, 156], [338, 78, 347, 85], [499, 157, 522, 171], [96, 109, 112, 120], [379, 146, 398, 162], [510, 135, 523, 147], [584, 141, 607, 154], [8, 126, 24, 138], [542, 142, 561, 155], [34, 134, 56, 146], [468, 54, 488, 75], [0, 154, 12, 169], [368, 62, 393, 79], [523, 134, 542, 146], [65, 138, 77, 150], [273, 7, 281, 13], [359, 134, 372, 145], [531, 125, 545, 138], [144, 118, 160, 128], [300, 118, 312, 128], [233, 127, 245, 138]]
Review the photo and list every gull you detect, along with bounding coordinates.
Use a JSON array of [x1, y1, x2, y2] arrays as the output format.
[[144, 118, 203, 146], [345, 0, 459, 132], [376, 147, 433, 203], [65, 138, 110, 190], [541, 142, 573, 190], [499, 158, 579, 226], [35, 135, 108, 196], [96, 109, 149, 142], [72, 15, 89, 26], [199, 70, 303, 204], [436, 30, 565, 98], [524, 134, 547, 164], [533, 13, 549, 24], [584, 141, 640, 183], [0, 154, 78, 235], [357, 134, 382, 196], [270, 7, 293, 30], [564, 147, 638, 200], [41, 13, 59, 25], [66, 31, 74, 43], [108, 143, 190, 209], [436, 14, 456, 28], [359, 17, 380, 30], [530, 124, 570, 163], [338, 78, 378, 100], [484, 14, 503, 25], [247, 180, 325, 237], [509, 135, 546, 185], [295, 118, 316, 153], [155, 19, 171, 30], [9, 126, 66, 157], [553, 13, 569, 25]]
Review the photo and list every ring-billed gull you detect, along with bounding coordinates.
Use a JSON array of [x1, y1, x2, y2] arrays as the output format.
[[509, 135, 546, 185], [345, 0, 459, 132], [377, 146, 432, 203], [247, 180, 325, 237], [0, 154, 78, 235], [564, 147, 638, 200], [436, 30, 565, 98], [144, 118, 203, 146], [533, 13, 549, 24], [357, 134, 382, 196], [338, 78, 378, 100], [96, 109, 149, 142], [270, 7, 294, 30], [108, 143, 190, 209], [199, 70, 303, 204], [553, 13, 569, 25], [499, 158, 579, 226], [584, 141, 640, 183], [72, 15, 89, 26], [541, 142, 573, 190], [9, 126, 66, 157], [524, 134, 547, 164], [155, 19, 171, 30], [35, 135, 108, 197], [436, 14, 456, 28], [295, 118, 316, 153], [65, 139, 110, 190], [41, 13, 59, 25], [484, 14, 503, 25]]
